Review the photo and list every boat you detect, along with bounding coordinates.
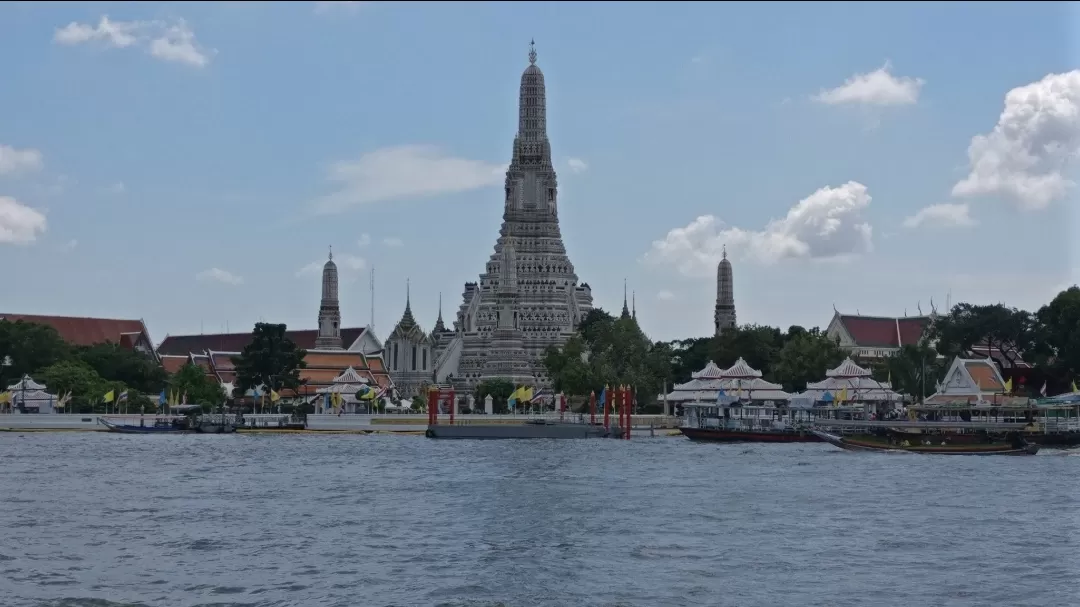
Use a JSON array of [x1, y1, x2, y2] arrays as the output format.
[[680, 400, 832, 443], [98, 417, 192, 434], [811, 429, 1039, 456], [425, 418, 621, 440], [679, 426, 820, 443]]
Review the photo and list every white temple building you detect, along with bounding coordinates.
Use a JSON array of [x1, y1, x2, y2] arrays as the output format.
[[794, 358, 903, 406], [663, 358, 790, 404], [922, 356, 1029, 407], [6, 375, 58, 414]]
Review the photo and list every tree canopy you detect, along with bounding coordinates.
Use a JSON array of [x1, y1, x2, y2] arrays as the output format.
[[171, 363, 227, 407], [231, 323, 307, 397]]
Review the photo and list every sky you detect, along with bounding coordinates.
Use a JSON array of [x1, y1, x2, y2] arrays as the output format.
[[1, 1, 1078, 345]]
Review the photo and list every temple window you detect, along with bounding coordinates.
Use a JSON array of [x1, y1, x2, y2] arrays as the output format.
[[411, 345, 417, 371], [422, 348, 428, 371]]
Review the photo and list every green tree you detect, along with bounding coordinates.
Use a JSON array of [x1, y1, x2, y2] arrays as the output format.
[[0, 320, 71, 385], [771, 328, 846, 392], [879, 344, 944, 402], [664, 337, 712, 384], [1034, 286, 1080, 386], [77, 343, 167, 394], [231, 323, 307, 397], [474, 378, 516, 413], [929, 303, 1036, 363], [170, 363, 227, 408], [37, 360, 111, 411], [712, 324, 786, 380]]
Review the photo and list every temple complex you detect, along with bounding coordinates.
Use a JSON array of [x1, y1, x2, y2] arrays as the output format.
[[824, 311, 932, 361], [384, 281, 436, 398], [434, 42, 593, 390], [714, 246, 736, 336]]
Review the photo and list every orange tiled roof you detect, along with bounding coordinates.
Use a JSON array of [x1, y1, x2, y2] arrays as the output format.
[[304, 350, 367, 368], [160, 355, 190, 374], [964, 360, 1004, 391]]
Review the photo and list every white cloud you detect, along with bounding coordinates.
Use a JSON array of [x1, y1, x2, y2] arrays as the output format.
[[311, 144, 505, 214], [296, 253, 366, 277], [0, 196, 47, 245], [657, 290, 675, 301], [813, 62, 924, 106], [196, 267, 244, 285], [645, 181, 874, 277], [952, 70, 1080, 210], [62, 239, 78, 251], [383, 237, 403, 247], [903, 203, 976, 229], [0, 145, 44, 176], [357, 233, 371, 247], [567, 158, 588, 174], [54, 16, 211, 68]]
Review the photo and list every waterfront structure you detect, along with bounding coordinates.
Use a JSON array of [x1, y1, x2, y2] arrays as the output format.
[[923, 356, 1029, 406], [5, 375, 57, 414], [714, 246, 736, 336], [384, 283, 435, 398], [0, 313, 157, 358], [663, 358, 790, 404], [824, 311, 932, 360], [438, 42, 593, 390], [315, 249, 343, 350], [794, 358, 902, 405]]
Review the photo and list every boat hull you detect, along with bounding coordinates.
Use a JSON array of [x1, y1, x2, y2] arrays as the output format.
[[679, 427, 820, 443], [98, 419, 190, 434], [426, 422, 618, 440], [812, 430, 1039, 456], [1023, 432, 1080, 448]]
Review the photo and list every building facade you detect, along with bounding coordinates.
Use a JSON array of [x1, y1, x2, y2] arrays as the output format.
[[384, 284, 435, 398], [436, 42, 593, 390]]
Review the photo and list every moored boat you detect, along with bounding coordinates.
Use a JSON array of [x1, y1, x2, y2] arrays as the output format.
[[679, 426, 820, 443], [426, 418, 620, 440], [99, 417, 192, 434], [811, 429, 1039, 456]]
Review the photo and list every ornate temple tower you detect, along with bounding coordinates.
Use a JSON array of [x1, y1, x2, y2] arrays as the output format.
[[450, 41, 593, 389], [714, 245, 736, 336], [385, 281, 434, 397], [316, 247, 343, 349], [481, 239, 533, 383]]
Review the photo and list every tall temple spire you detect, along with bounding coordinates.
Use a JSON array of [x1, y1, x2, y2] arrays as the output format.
[[621, 278, 631, 319], [714, 244, 736, 337], [632, 291, 637, 321], [316, 246, 343, 349], [433, 291, 446, 333]]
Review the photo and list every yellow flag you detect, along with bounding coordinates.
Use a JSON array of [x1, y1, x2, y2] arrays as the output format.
[[838, 387, 848, 403], [1072, 381, 1078, 393], [270, 390, 281, 403], [524, 387, 534, 401], [0, 391, 11, 404], [1004, 378, 1013, 393], [103, 390, 115, 403]]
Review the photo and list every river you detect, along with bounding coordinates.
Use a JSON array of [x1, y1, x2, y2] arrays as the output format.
[[1, 432, 1078, 606]]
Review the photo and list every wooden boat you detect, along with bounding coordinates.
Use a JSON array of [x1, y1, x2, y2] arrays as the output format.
[[811, 429, 1039, 456], [98, 417, 191, 434], [679, 426, 820, 443]]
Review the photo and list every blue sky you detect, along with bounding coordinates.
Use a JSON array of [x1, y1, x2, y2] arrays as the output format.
[[1, 1, 1077, 344]]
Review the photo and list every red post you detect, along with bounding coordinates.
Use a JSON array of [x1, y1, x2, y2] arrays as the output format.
[[589, 391, 596, 425], [624, 385, 632, 439], [427, 388, 436, 426], [559, 393, 565, 421], [448, 388, 456, 425], [602, 385, 611, 429]]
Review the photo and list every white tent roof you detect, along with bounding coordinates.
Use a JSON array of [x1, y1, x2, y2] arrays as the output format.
[[667, 358, 790, 402], [797, 358, 902, 402]]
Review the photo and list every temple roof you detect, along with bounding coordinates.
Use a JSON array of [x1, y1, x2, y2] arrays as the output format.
[[0, 313, 151, 349], [826, 358, 872, 378], [157, 327, 369, 356], [833, 312, 930, 348]]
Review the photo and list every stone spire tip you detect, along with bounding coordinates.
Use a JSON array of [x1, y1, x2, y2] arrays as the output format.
[[328, 244, 333, 261], [528, 39, 537, 65]]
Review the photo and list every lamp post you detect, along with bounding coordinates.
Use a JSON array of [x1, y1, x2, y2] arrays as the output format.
[[1, 356, 10, 414]]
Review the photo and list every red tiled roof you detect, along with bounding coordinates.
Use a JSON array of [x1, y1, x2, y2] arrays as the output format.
[[838, 315, 931, 348], [160, 355, 189, 374], [157, 327, 368, 356], [964, 361, 1004, 391], [0, 313, 150, 348]]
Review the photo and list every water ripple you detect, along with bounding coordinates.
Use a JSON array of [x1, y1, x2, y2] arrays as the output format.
[[1, 434, 1078, 606]]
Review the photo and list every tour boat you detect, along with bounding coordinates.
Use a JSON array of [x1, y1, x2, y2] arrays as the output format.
[[98, 417, 192, 434], [811, 429, 1039, 456], [680, 401, 828, 443]]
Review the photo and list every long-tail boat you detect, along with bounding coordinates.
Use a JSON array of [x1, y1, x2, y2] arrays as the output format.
[[98, 417, 192, 434], [811, 429, 1039, 456]]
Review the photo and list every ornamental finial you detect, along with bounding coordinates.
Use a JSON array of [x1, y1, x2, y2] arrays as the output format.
[[329, 244, 333, 261], [722, 244, 727, 260], [528, 39, 537, 65]]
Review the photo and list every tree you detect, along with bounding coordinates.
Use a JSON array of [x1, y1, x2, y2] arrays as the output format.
[[712, 325, 785, 379], [1034, 287, 1080, 385], [474, 378, 516, 414], [231, 323, 307, 397], [0, 320, 71, 386], [771, 328, 846, 392], [170, 363, 227, 408], [77, 343, 167, 395], [37, 360, 113, 412], [929, 303, 1035, 363], [664, 337, 712, 385], [880, 344, 944, 402]]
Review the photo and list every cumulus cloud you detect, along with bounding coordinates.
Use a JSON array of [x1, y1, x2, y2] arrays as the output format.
[[296, 253, 366, 277], [813, 62, 924, 106], [645, 181, 873, 277], [903, 203, 976, 229], [0, 196, 48, 245], [0, 144, 44, 176], [567, 158, 588, 174], [311, 144, 505, 214], [657, 290, 675, 301], [54, 16, 212, 67], [196, 267, 244, 285], [952, 70, 1080, 210], [357, 233, 371, 247], [383, 237, 403, 247]]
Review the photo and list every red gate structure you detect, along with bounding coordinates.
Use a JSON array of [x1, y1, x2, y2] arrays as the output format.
[[427, 386, 457, 426]]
